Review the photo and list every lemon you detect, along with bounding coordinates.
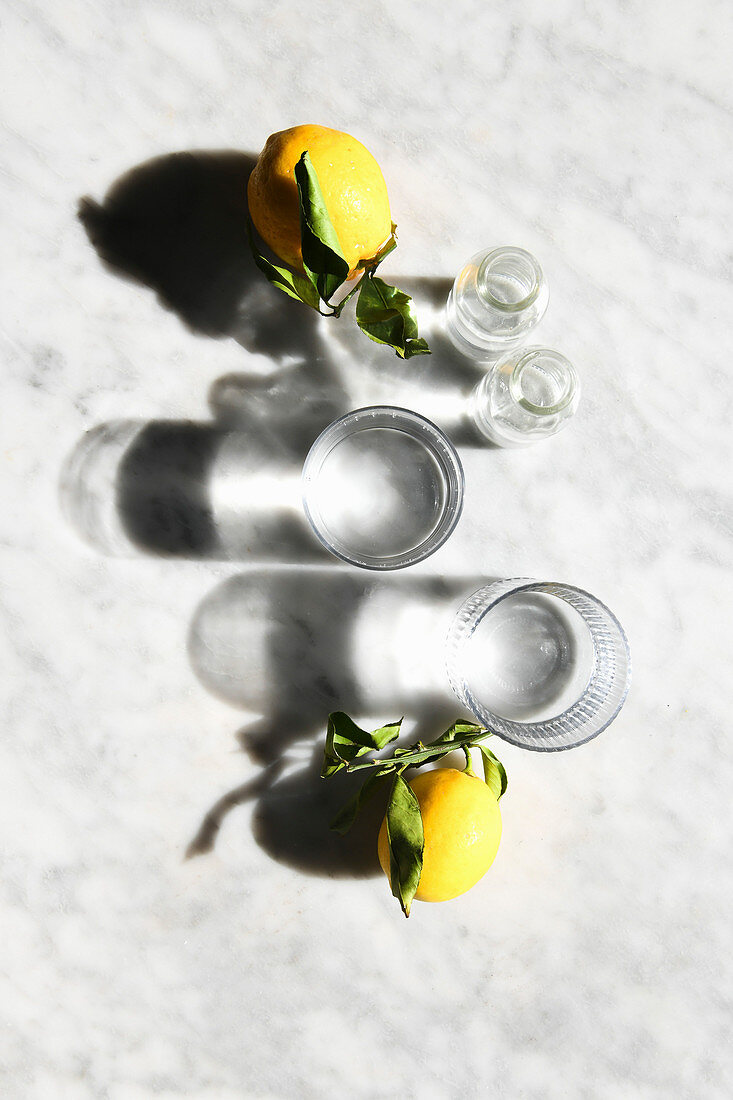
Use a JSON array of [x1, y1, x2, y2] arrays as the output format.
[[247, 124, 392, 275], [377, 768, 502, 903]]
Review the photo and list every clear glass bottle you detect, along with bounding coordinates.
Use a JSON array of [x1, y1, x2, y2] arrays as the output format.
[[446, 246, 549, 360], [471, 346, 580, 447]]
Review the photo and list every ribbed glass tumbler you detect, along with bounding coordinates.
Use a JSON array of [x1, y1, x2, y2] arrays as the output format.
[[446, 580, 631, 751]]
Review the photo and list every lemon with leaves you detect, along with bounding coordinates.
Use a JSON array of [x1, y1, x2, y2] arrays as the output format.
[[248, 124, 392, 275], [377, 768, 502, 905], [247, 125, 430, 359], [322, 713, 507, 916]]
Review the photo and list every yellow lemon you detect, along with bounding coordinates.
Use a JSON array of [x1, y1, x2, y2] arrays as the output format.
[[377, 768, 502, 903], [247, 123, 392, 275]]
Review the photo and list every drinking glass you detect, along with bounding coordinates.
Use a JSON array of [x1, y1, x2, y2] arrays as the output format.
[[446, 580, 631, 750], [302, 406, 464, 570], [446, 246, 549, 360], [471, 346, 580, 446]]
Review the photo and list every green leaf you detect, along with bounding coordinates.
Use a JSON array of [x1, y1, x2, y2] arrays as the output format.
[[246, 217, 321, 310], [385, 774, 424, 918], [415, 721, 487, 766], [249, 159, 432, 361], [295, 151, 350, 306], [435, 721, 487, 742], [369, 720, 404, 750], [329, 770, 391, 835], [355, 275, 431, 359], [321, 712, 402, 778], [479, 743, 508, 800]]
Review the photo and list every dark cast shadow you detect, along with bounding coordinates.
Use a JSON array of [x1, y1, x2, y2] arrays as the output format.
[[78, 149, 322, 364], [73, 152, 496, 562], [59, 411, 337, 562], [186, 569, 493, 877], [59, 310, 490, 561], [74, 150, 507, 881], [77, 150, 496, 445]]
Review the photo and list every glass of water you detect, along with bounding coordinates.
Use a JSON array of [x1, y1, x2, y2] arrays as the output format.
[[446, 580, 631, 750], [446, 246, 549, 360], [302, 406, 464, 570]]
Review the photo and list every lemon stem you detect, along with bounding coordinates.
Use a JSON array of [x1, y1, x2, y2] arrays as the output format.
[[344, 729, 494, 773], [462, 746, 476, 776]]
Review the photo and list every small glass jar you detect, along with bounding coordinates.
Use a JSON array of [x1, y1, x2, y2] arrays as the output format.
[[471, 346, 580, 447], [446, 246, 549, 360]]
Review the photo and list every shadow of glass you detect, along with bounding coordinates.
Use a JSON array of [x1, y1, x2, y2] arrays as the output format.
[[60, 416, 331, 561], [187, 568, 495, 877], [78, 149, 322, 363], [59, 311, 496, 560], [208, 358, 349, 455]]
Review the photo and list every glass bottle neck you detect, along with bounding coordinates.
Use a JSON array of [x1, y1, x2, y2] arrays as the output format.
[[508, 349, 578, 416], [477, 247, 543, 314]]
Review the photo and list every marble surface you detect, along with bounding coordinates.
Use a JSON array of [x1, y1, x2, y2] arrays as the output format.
[[3, 1, 732, 1096]]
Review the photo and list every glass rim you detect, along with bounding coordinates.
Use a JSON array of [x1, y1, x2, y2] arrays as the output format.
[[478, 246, 544, 314], [508, 347, 580, 416], [446, 579, 632, 751], [302, 405, 465, 571]]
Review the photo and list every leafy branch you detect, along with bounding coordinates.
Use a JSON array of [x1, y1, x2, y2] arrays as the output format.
[[247, 152, 430, 359], [322, 711, 507, 917]]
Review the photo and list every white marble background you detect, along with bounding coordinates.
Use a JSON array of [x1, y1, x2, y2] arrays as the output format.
[[2, 1, 732, 1096]]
